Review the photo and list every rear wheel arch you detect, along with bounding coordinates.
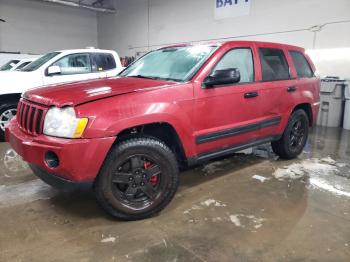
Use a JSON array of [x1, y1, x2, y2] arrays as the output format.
[[291, 103, 313, 126], [272, 109, 309, 159]]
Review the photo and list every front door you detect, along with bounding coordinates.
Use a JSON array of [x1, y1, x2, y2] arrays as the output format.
[[43, 53, 101, 85], [193, 46, 264, 156]]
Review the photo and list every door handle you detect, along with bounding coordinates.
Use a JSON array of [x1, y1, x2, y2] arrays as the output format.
[[244, 92, 259, 99], [287, 86, 297, 92]]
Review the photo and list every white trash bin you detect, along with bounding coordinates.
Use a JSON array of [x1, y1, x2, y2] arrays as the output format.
[[343, 82, 350, 130], [317, 78, 346, 127]]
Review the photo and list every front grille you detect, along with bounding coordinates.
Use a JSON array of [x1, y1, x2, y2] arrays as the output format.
[[17, 100, 47, 135]]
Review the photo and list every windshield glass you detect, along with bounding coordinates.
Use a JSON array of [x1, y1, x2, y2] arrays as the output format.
[[120, 45, 216, 81], [0, 60, 19, 71], [20, 52, 60, 72]]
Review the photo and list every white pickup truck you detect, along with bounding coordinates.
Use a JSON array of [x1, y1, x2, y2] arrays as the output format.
[[0, 48, 123, 140]]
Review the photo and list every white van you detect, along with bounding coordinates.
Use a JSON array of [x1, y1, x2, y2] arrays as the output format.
[[0, 48, 123, 140]]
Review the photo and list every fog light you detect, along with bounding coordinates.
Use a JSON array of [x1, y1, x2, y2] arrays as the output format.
[[45, 151, 59, 168]]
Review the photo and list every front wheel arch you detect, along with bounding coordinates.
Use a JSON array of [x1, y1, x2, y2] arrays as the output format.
[[114, 122, 188, 169], [0, 93, 21, 105], [0, 98, 20, 141]]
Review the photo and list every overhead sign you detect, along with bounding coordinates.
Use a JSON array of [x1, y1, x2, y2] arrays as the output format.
[[214, 0, 252, 20]]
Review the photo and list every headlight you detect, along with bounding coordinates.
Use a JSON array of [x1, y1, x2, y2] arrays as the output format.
[[43, 107, 88, 138]]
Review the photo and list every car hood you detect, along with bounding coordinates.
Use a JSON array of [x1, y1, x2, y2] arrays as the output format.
[[23, 77, 180, 107]]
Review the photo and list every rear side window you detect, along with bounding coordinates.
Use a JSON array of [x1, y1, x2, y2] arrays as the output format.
[[289, 51, 314, 78], [212, 48, 254, 83], [92, 53, 116, 72], [259, 48, 290, 81]]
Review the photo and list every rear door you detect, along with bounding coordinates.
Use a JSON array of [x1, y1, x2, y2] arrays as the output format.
[[193, 43, 265, 155], [253, 44, 296, 139], [288, 49, 319, 124]]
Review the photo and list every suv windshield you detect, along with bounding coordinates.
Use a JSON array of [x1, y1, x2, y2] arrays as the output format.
[[120, 45, 216, 81], [0, 60, 20, 71], [21, 52, 60, 72]]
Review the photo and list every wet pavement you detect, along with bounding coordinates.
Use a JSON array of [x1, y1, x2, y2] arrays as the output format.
[[0, 126, 349, 262]]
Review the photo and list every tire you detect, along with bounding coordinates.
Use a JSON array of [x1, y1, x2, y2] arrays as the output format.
[[94, 137, 179, 220], [272, 109, 309, 159], [0, 100, 19, 141]]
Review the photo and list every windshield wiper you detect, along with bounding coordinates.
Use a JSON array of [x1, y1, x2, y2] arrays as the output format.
[[129, 75, 160, 80], [129, 75, 181, 82]]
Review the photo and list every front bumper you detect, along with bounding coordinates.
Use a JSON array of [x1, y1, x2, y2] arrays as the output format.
[[5, 119, 116, 184], [29, 164, 93, 191]]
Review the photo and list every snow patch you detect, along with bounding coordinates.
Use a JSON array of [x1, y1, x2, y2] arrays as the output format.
[[254, 224, 263, 229], [229, 214, 265, 229], [183, 204, 203, 214], [273, 158, 350, 198], [273, 158, 338, 181], [320, 156, 336, 165], [252, 175, 270, 183], [212, 217, 223, 222], [163, 239, 167, 248], [201, 199, 226, 207], [310, 178, 350, 197], [191, 204, 202, 210], [336, 162, 348, 168], [101, 237, 116, 243], [229, 215, 242, 227]]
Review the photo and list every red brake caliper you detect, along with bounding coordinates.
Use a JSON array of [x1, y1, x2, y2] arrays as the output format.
[[144, 161, 158, 186]]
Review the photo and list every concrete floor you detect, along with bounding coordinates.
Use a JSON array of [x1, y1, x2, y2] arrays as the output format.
[[0, 126, 349, 262]]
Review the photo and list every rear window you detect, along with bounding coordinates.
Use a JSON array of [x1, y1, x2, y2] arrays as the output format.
[[259, 48, 290, 81], [289, 51, 314, 78], [92, 53, 116, 71]]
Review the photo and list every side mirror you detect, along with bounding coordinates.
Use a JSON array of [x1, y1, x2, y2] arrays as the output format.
[[47, 65, 61, 76], [203, 68, 241, 88]]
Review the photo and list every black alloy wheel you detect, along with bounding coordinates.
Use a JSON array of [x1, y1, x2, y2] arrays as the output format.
[[289, 118, 306, 150], [112, 154, 165, 209], [272, 109, 309, 159], [95, 137, 179, 220]]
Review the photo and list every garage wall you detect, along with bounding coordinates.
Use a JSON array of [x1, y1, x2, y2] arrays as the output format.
[[0, 0, 98, 54], [97, 0, 350, 77]]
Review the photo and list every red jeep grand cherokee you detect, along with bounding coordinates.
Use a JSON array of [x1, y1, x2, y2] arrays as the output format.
[[6, 41, 320, 220]]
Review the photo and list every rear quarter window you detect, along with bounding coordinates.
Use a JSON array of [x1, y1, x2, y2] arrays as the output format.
[[259, 48, 290, 81], [289, 51, 314, 78], [92, 53, 116, 72]]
